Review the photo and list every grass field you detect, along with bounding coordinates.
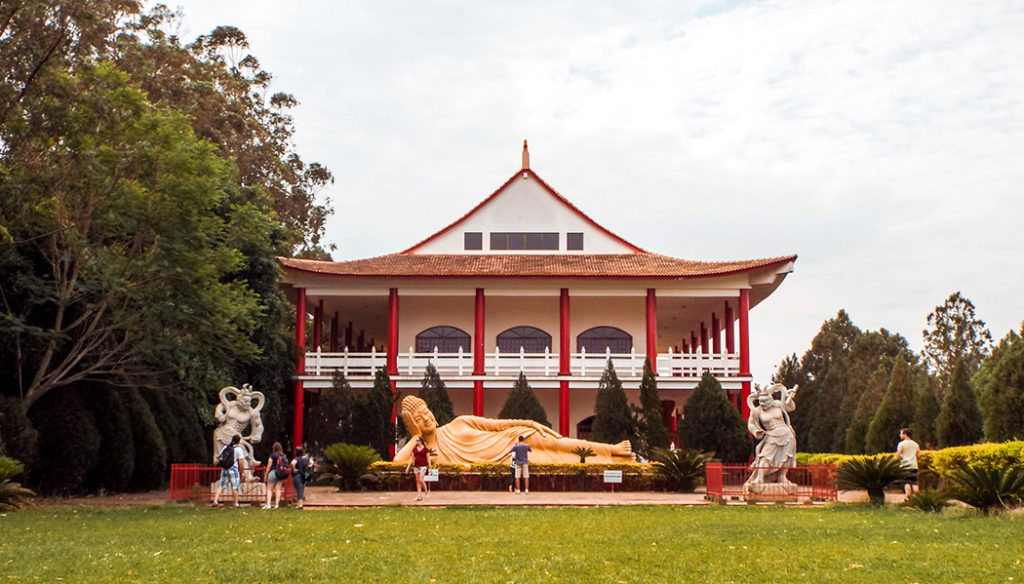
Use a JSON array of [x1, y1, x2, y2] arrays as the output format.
[[1, 504, 1021, 583]]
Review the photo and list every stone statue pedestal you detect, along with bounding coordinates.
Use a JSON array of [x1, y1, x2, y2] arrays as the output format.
[[210, 481, 266, 499], [743, 481, 800, 503]]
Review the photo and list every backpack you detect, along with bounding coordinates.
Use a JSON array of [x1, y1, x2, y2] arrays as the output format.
[[273, 454, 291, 479], [296, 456, 313, 483], [217, 445, 235, 469]]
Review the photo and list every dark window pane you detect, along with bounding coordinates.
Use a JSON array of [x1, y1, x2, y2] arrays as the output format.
[[508, 233, 525, 250], [567, 232, 584, 250], [464, 232, 482, 250], [543, 233, 559, 249], [416, 326, 471, 353], [497, 326, 552, 353], [490, 232, 507, 250], [525, 233, 543, 249], [576, 326, 632, 353]]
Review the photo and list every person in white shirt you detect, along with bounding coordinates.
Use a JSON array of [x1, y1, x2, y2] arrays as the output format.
[[896, 428, 921, 496]]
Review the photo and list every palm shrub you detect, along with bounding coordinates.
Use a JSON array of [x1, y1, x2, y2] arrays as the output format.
[[837, 456, 912, 505], [323, 443, 382, 492], [902, 489, 950, 513], [651, 447, 713, 493], [948, 464, 1024, 514], [0, 457, 36, 511], [571, 447, 596, 463]]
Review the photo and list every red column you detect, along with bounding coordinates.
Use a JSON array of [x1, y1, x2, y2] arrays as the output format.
[[711, 312, 721, 354], [313, 300, 323, 349], [690, 332, 698, 353], [329, 312, 339, 352], [739, 288, 751, 418], [473, 288, 485, 416], [645, 288, 657, 374], [559, 288, 571, 436], [700, 322, 708, 354], [292, 288, 307, 450], [725, 302, 735, 354], [387, 288, 399, 375]]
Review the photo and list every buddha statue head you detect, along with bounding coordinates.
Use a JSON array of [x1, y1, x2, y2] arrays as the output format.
[[401, 396, 438, 439]]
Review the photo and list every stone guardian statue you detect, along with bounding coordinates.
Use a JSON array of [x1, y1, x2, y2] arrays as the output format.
[[744, 383, 799, 496], [213, 384, 265, 473]]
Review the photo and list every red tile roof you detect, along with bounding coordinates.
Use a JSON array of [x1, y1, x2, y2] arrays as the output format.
[[279, 253, 797, 279]]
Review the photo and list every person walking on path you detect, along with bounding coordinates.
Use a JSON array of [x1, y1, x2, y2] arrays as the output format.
[[510, 435, 532, 494], [212, 435, 247, 507], [263, 442, 289, 509], [404, 437, 432, 501], [291, 447, 313, 509], [896, 428, 921, 496]]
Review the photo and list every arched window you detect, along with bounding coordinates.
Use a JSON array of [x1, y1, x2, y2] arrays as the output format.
[[576, 326, 632, 354], [497, 326, 551, 353], [416, 326, 471, 353]]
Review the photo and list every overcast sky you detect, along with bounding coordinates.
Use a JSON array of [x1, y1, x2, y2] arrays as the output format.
[[162, 0, 1024, 384]]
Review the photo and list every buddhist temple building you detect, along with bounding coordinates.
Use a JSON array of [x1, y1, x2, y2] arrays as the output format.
[[279, 142, 797, 445]]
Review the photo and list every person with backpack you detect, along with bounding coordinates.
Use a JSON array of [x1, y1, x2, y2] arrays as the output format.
[[262, 442, 290, 509], [291, 447, 314, 510], [212, 434, 246, 507]]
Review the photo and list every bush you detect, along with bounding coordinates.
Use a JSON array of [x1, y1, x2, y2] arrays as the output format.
[[28, 388, 101, 495], [0, 456, 35, 511], [590, 361, 635, 445], [124, 387, 168, 491], [948, 464, 1024, 514], [571, 447, 596, 463], [323, 443, 381, 491], [902, 489, 950, 513], [837, 455, 912, 505], [0, 396, 38, 473], [650, 448, 712, 493], [678, 371, 751, 463], [927, 441, 1024, 478], [498, 372, 551, 427], [82, 382, 135, 493], [419, 363, 456, 426]]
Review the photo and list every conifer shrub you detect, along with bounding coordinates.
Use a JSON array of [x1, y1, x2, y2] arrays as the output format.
[[165, 390, 208, 463], [677, 371, 751, 463], [935, 359, 984, 447], [124, 387, 168, 491], [498, 372, 551, 427], [28, 388, 101, 495], [590, 360, 636, 445], [81, 382, 135, 493], [634, 357, 670, 461], [307, 372, 358, 452], [0, 396, 38, 474], [865, 358, 915, 454], [419, 363, 456, 426]]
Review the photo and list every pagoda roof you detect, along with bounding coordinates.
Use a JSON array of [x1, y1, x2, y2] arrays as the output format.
[[278, 252, 798, 280]]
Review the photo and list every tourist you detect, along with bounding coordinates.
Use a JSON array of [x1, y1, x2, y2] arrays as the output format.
[[510, 435, 532, 493], [404, 436, 432, 501], [212, 434, 246, 507], [263, 442, 289, 509], [896, 428, 920, 496], [291, 447, 313, 510]]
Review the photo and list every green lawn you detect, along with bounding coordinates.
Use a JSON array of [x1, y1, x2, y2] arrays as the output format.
[[1, 504, 1021, 583]]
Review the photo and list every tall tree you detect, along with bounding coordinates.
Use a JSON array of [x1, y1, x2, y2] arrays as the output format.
[[935, 359, 984, 447], [590, 360, 635, 445], [677, 371, 751, 463], [865, 357, 915, 454], [498, 372, 551, 427], [418, 363, 455, 426], [0, 62, 267, 412], [974, 329, 1024, 442], [362, 370, 398, 461], [844, 366, 890, 454], [634, 357, 669, 461], [921, 292, 993, 397]]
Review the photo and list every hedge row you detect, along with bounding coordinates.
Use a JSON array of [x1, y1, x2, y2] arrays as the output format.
[[797, 440, 1024, 479]]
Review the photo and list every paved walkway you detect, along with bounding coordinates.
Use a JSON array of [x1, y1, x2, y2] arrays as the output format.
[[41, 487, 906, 508]]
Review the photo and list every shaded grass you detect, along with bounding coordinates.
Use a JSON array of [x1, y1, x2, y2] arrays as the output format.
[[1, 504, 1022, 583]]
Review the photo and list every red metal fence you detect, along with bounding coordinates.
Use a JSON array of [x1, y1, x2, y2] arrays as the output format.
[[705, 463, 837, 503], [170, 464, 296, 502]]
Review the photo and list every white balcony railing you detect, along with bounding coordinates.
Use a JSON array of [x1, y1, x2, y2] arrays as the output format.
[[304, 346, 740, 378]]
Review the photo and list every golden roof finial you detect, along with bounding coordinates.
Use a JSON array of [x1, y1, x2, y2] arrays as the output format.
[[522, 139, 530, 170]]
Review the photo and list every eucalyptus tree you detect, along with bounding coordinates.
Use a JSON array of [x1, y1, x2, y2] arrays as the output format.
[[922, 292, 992, 398]]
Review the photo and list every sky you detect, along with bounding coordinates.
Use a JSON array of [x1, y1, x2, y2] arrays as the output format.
[[159, 0, 1024, 384]]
